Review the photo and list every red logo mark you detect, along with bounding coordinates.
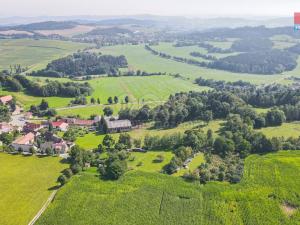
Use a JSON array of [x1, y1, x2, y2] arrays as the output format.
[[295, 12, 300, 24]]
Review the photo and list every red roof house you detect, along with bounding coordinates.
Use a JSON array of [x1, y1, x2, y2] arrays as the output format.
[[51, 121, 69, 131], [0, 95, 13, 105]]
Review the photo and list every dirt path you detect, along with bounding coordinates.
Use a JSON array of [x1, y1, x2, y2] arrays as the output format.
[[28, 190, 58, 225]]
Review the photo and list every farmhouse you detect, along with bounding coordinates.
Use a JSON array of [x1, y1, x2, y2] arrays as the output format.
[[63, 118, 95, 127], [51, 121, 69, 131], [11, 132, 36, 152], [40, 140, 72, 154], [0, 95, 13, 105], [106, 119, 132, 133], [0, 122, 13, 134]]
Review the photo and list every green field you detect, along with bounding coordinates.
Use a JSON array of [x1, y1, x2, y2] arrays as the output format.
[[36, 151, 300, 225], [260, 122, 300, 138], [0, 39, 90, 71], [99, 44, 293, 84], [2, 75, 208, 110], [128, 151, 174, 173], [75, 120, 223, 150], [0, 153, 67, 225]]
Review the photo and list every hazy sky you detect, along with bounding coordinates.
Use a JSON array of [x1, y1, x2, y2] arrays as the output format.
[[1, 0, 300, 17]]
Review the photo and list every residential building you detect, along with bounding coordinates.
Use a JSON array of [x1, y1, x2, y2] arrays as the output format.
[[40, 140, 71, 154], [11, 132, 36, 152], [63, 118, 95, 127], [106, 119, 132, 133], [0, 95, 13, 105], [51, 121, 69, 131], [0, 122, 13, 134], [23, 122, 43, 134]]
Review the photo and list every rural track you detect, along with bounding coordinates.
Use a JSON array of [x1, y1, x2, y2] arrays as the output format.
[[28, 190, 58, 225]]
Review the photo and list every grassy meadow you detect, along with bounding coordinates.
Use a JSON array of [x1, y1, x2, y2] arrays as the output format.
[[0, 39, 90, 71], [75, 120, 223, 150], [36, 151, 300, 225], [99, 44, 293, 84], [128, 151, 174, 173], [2, 75, 208, 110], [260, 122, 300, 138], [0, 153, 67, 225]]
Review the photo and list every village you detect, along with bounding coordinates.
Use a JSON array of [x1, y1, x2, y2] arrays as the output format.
[[0, 95, 133, 157]]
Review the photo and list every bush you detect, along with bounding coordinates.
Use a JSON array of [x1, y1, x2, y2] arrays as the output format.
[[57, 175, 68, 186]]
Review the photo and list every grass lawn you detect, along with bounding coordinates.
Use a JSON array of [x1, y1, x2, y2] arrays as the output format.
[[260, 122, 300, 138], [253, 107, 271, 114], [174, 153, 205, 177], [0, 153, 67, 225], [75, 120, 223, 150], [127, 151, 174, 173], [0, 39, 90, 71], [36, 151, 300, 225]]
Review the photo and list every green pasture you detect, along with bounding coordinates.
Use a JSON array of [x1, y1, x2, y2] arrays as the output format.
[[128, 151, 174, 173], [36, 151, 300, 225], [1, 75, 208, 110], [75, 120, 223, 150], [0, 39, 90, 71], [0, 153, 67, 225], [99, 44, 291, 84], [260, 122, 300, 138]]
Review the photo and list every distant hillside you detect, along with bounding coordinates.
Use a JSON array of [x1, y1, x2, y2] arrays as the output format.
[[87, 27, 133, 36], [0, 21, 78, 31]]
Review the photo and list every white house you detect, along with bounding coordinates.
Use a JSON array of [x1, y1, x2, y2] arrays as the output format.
[[11, 132, 36, 152]]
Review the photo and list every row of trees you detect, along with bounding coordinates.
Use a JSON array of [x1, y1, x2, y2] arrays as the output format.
[[146, 44, 298, 75]]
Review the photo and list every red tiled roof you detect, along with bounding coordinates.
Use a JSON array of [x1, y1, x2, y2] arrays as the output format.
[[13, 132, 35, 145], [51, 121, 67, 127], [73, 119, 94, 126], [0, 95, 13, 104]]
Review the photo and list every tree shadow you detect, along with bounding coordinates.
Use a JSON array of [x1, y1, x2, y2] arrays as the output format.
[[48, 185, 60, 191]]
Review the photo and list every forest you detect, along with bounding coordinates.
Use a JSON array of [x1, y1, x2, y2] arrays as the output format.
[[29, 52, 128, 77], [0, 73, 93, 97]]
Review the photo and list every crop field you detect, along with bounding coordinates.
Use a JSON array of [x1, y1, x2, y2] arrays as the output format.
[[260, 122, 300, 138], [75, 120, 223, 150], [99, 44, 292, 84], [0, 153, 67, 225], [0, 39, 90, 71], [36, 151, 300, 225]]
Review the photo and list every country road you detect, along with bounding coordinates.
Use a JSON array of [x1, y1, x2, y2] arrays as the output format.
[[28, 190, 58, 225], [55, 101, 166, 111]]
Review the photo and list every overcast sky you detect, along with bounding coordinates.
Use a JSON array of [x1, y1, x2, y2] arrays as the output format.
[[1, 0, 300, 17]]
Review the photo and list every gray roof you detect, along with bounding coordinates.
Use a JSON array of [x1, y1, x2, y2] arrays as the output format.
[[106, 119, 132, 129]]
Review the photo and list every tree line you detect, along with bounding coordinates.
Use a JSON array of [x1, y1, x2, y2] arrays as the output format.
[[0, 74, 93, 97]]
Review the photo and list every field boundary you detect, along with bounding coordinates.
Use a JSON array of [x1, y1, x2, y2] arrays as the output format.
[[28, 190, 58, 225]]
